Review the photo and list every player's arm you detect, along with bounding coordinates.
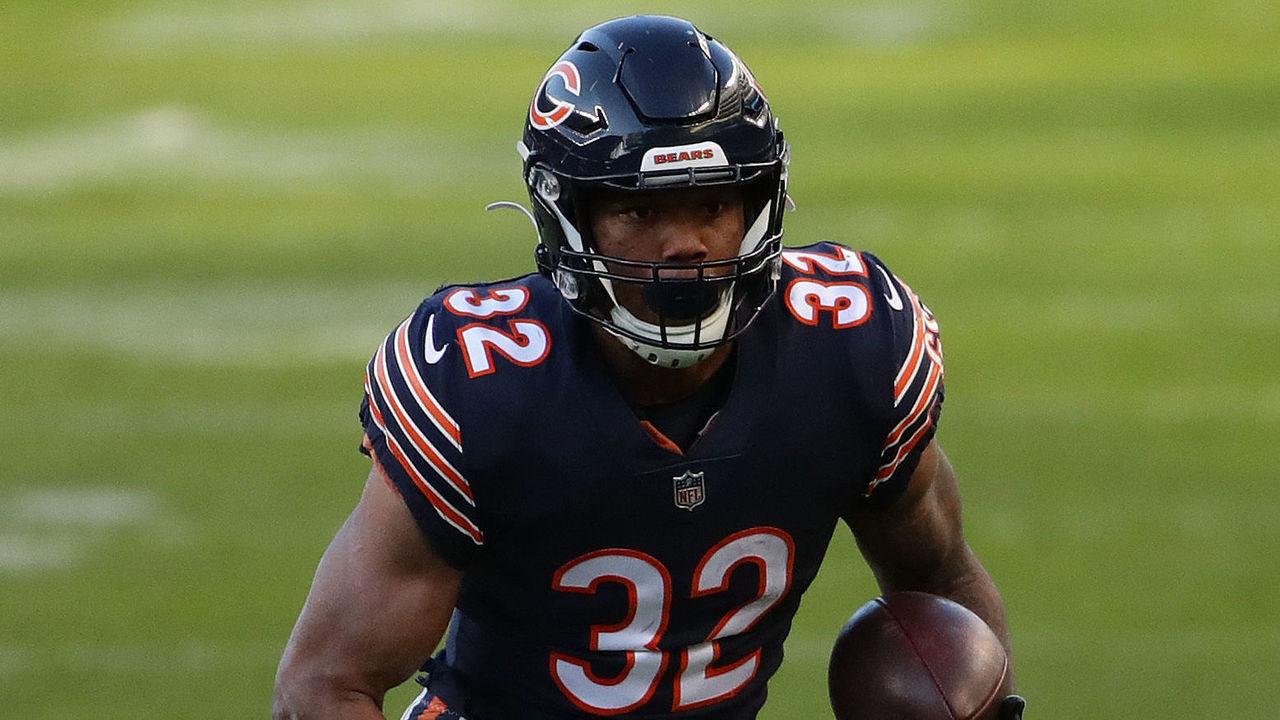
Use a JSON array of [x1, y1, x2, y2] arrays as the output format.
[[844, 439, 1014, 678], [273, 464, 461, 720]]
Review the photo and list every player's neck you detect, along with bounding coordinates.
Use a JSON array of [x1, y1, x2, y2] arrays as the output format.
[[592, 327, 735, 407]]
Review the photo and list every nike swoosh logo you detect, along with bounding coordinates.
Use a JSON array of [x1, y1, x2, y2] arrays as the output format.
[[875, 265, 904, 311], [423, 314, 448, 364]]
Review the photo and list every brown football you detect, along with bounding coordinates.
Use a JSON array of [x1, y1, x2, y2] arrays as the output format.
[[829, 592, 1012, 720]]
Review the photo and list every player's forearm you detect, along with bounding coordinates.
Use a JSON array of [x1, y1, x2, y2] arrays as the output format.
[[945, 554, 1012, 655], [273, 634, 396, 720], [271, 674, 390, 720], [900, 545, 1016, 685]]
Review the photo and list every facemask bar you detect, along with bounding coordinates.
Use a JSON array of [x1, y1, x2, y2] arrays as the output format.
[[555, 236, 781, 351], [525, 140, 788, 365]]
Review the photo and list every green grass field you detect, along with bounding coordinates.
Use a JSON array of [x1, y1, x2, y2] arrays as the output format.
[[2, 1, 1277, 718]]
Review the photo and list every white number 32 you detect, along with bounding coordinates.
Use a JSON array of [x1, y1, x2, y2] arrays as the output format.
[[550, 528, 794, 714]]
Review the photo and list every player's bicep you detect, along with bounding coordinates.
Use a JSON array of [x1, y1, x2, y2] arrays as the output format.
[[845, 440, 968, 592], [276, 465, 460, 706]]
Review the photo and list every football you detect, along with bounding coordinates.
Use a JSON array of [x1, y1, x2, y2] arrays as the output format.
[[828, 592, 1013, 720]]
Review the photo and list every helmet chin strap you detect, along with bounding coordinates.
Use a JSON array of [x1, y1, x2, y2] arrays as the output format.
[[606, 294, 732, 368]]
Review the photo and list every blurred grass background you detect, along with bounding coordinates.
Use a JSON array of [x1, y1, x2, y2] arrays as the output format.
[[2, 1, 1277, 718]]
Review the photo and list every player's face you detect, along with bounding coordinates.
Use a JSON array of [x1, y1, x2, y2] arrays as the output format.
[[587, 186, 745, 324], [589, 185, 745, 264]]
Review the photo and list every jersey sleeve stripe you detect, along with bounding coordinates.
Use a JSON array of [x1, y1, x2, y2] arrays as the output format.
[[873, 363, 942, 489], [393, 317, 462, 451], [892, 310, 924, 405], [892, 278, 927, 406], [372, 340, 473, 503], [871, 396, 938, 488], [373, 339, 475, 504], [882, 359, 942, 452], [365, 393, 485, 545]]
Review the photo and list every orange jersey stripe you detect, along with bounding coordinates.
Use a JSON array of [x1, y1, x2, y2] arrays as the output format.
[[892, 279, 929, 405], [417, 697, 449, 720], [893, 318, 925, 404], [883, 360, 942, 451], [374, 341, 475, 503], [376, 338, 469, 493], [874, 403, 937, 485], [639, 421, 684, 456], [870, 397, 939, 492], [873, 364, 942, 490], [367, 390, 484, 545], [393, 318, 462, 450]]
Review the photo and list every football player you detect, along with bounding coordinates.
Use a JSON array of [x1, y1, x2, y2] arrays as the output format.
[[274, 15, 1022, 720]]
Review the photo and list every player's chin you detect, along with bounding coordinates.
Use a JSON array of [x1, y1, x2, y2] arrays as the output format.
[[617, 278, 733, 325], [620, 297, 726, 327]]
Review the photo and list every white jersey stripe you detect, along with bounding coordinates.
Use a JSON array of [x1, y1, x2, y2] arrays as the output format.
[[366, 395, 484, 545], [892, 294, 924, 404], [377, 338, 469, 494], [871, 360, 942, 493], [893, 276, 938, 407], [882, 359, 942, 453], [374, 339, 475, 504], [392, 317, 462, 451], [869, 405, 937, 491]]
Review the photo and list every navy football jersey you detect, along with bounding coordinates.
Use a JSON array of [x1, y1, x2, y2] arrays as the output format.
[[360, 242, 944, 719]]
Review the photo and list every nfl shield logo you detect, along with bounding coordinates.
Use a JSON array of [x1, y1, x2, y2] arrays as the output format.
[[673, 471, 706, 511]]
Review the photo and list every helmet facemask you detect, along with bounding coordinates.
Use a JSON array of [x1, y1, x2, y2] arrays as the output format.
[[531, 166, 784, 368]]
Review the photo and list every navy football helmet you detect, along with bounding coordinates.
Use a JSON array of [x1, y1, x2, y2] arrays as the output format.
[[520, 15, 790, 368]]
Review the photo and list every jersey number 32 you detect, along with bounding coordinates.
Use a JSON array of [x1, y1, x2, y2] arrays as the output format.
[[550, 527, 794, 715]]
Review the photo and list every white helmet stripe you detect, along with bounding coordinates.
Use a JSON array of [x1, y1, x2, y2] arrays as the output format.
[[594, 261, 621, 306], [544, 191, 585, 252], [738, 199, 773, 255]]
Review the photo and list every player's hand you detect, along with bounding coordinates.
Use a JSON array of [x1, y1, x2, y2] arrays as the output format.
[[998, 695, 1026, 719]]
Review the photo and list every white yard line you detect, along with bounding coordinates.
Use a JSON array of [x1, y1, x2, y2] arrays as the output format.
[[9, 487, 159, 528], [0, 280, 434, 366], [0, 642, 282, 676], [0, 106, 496, 195], [110, 0, 518, 45], [106, 1, 956, 48], [0, 535, 82, 573], [830, 4, 960, 47], [0, 488, 174, 575]]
